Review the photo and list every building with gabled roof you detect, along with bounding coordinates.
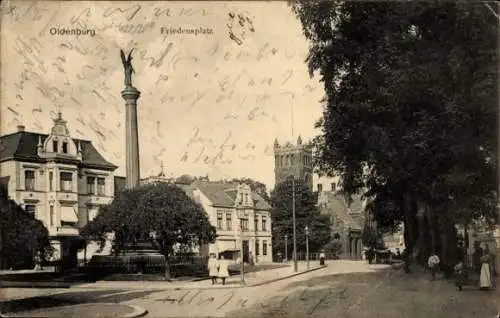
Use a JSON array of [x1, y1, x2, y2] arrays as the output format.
[[274, 137, 369, 260], [0, 113, 118, 270], [317, 191, 366, 259], [182, 180, 273, 264]]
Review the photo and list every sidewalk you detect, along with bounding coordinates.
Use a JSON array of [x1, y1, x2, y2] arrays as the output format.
[[72, 261, 326, 290]]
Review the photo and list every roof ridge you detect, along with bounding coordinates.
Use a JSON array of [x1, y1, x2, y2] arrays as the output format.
[[0, 131, 23, 138], [1, 131, 93, 143]]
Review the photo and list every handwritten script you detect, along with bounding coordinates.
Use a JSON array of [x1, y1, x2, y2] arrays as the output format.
[[2, 1, 319, 182]]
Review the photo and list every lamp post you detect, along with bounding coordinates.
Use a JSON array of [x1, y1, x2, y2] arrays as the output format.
[[292, 176, 298, 272], [284, 235, 288, 263], [237, 208, 245, 284], [305, 225, 310, 270]]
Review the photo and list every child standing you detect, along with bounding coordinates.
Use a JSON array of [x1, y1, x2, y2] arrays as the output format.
[[207, 253, 219, 285]]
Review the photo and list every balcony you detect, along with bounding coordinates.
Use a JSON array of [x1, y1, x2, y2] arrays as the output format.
[[86, 194, 112, 205], [21, 191, 41, 202], [56, 192, 78, 203]]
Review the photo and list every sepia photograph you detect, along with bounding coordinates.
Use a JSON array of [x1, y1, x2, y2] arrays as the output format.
[[0, 1, 499, 317]]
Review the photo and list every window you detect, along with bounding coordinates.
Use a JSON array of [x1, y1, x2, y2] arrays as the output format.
[[262, 216, 267, 231], [244, 193, 249, 204], [331, 182, 336, 191], [317, 184, 323, 192], [87, 177, 96, 194], [50, 206, 54, 226], [241, 219, 249, 231], [217, 212, 223, 229], [52, 140, 58, 152], [24, 170, 35, 191], [97, 177, 105, 195], [62, 142, 68, 153], [226, 213, 232, 230], [255, 240, 259, 256], [25, 204, 36, 214], [263, 240, 268, 256], [254, 216, 259, 231], [49, 171, 53, 191], [60, 172, 73, 192]]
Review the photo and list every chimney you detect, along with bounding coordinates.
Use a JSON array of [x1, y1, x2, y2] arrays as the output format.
[[17, 125, 25, 132]]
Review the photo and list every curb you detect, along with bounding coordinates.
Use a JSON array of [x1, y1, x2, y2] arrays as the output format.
[[0, 281, 73, 288], [81, 265, 328, 291], [0, 266, 328, 291], [248, 265, 328, 288], [123, 304, 148, 318], [0, 303, 148, 318]]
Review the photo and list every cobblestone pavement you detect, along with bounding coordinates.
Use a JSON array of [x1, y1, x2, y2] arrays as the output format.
[[229, 264, 500, 318], [1, 261, 498, 318]]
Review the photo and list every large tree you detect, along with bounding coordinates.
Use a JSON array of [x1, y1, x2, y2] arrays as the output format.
[[291, 2, 498, 268], [271, 178, 331, 259], [0, 186, 53, 269], [82, 182, 216, 278]]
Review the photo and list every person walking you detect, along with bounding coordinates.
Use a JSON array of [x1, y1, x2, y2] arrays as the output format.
[[207, 253, 219, 285], [472, 243, 483, 274], [454, 261, 465, 291], [428, 253, 440, 281], [218, 255, 229, 285], [319, 250, 326, 266], [479, 249, 493, 290]]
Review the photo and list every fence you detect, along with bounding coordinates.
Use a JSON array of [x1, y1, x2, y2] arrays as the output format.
[[273, 251, 340, 263], [83, 254, 210, 278]]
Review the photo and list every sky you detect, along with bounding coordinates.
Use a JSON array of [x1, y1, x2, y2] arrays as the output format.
[[1, 1, 324, 190]]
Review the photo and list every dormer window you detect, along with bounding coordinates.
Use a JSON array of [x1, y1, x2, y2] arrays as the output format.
[[52, 140, 58, 152], [62, 142, 68, 153]]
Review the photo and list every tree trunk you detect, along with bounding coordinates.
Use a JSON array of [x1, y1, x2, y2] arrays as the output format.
[[415, 199, 428, 265], [463, 223, 469, 279], [164, 253, 172, 280], [427, 205, 437, 255], [402, 194, 415, 255]]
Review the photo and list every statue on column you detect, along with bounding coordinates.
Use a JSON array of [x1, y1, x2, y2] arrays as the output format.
[[120, 49, 135, 87]]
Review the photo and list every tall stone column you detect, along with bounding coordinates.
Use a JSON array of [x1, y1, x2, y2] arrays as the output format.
[[121, 86, 141, 189]]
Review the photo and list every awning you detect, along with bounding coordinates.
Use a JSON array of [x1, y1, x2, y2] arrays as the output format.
[[61, 206, 78, 223], [220, 249, 240, 253]]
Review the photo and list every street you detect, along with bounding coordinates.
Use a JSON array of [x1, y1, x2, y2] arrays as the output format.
[[1, 261, 498, 318]]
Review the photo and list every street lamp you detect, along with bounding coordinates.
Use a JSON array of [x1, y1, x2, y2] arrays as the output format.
[[305, 225, 310, 270], [291, 176, 298, 272], [285, 235, 289, 263], [237, 208, 245, 284]]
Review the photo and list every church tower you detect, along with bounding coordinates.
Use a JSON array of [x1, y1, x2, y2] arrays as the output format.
[[273, 136, 313, 190]]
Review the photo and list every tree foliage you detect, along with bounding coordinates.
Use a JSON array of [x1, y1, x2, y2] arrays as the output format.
[[82, 182, 217, 277], [291, 1, 498, 264], [0, 186, 53, 269], [362, 224, 384, 250], [271, 178, 331, 257]]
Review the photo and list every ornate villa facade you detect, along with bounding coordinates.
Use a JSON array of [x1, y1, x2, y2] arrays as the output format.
[[0, 113, 119, 269]]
